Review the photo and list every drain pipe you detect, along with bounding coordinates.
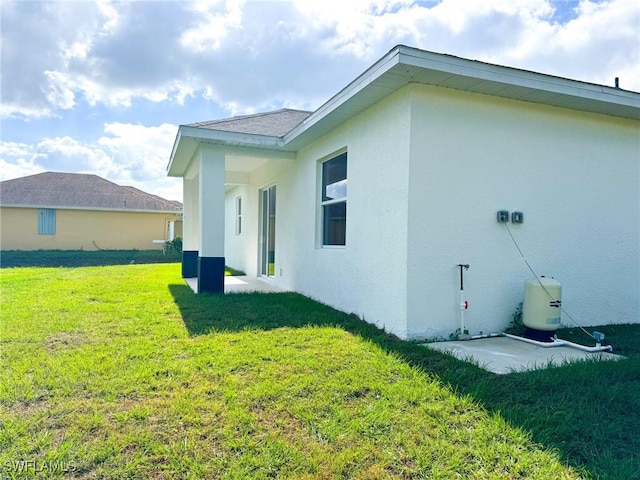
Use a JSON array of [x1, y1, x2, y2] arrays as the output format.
[[504, 333, 613, 353], [457, 264, 470, 339]]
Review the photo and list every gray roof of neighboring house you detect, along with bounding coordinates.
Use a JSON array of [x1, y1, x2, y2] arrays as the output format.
[[0, 172, 182, 212], [187, 108, 312, 137]]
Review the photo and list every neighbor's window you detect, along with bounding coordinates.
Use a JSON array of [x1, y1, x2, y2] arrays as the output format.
[[235, 196, 242, 235], [321, 152, 347, 246], [38, 208, 56, 235]]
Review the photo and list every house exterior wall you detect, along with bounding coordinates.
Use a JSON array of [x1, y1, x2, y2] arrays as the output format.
[[224, 89, 413, 336], [224, 184, 259, 275], [1, 206, 181, 250], [292, 90, 412, 337], [218, 83, 638, 340], [406, 83, 640, 339]]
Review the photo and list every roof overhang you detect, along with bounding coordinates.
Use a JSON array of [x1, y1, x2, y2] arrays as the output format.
[[167, 125, 296, 177], [284, 45, 639, 150], [168, 45, 640, 177]]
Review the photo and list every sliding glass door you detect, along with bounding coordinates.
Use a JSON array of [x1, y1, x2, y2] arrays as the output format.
[[260, 185, 276, 277]]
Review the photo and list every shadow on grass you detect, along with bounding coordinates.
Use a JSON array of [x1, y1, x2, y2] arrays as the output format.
[[169, 284, 640, 480]]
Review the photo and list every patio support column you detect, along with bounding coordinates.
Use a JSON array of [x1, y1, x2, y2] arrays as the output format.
[[198, 147, 225, 293], [181, 175, 199, 278]]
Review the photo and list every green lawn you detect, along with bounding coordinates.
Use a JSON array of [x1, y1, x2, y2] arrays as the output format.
[[1, 263, 638, 479], [0, 249, 183, 268]]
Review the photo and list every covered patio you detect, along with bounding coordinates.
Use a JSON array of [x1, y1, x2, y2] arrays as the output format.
[[184, 275, 285, 294], [168, 110, 307, 295]]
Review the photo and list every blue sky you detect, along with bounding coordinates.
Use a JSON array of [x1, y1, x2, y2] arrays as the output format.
[[1, 0, 638, 201]]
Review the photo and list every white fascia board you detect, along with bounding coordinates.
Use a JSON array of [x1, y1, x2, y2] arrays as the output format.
[[167, 128, 183, 172], [284, 46, 403, 144], [167, 125, 294, 177], [167, 46, 639, 174], [181, 125, 287, 149], [283, 45, 639, 150], [397, 46, 639, 110]]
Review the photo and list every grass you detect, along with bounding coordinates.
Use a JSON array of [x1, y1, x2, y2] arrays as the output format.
[[224, 266, 245, 276], [0, 249, 183, 268], [0, 250, 244, 276], [0, 263, 638, 479]]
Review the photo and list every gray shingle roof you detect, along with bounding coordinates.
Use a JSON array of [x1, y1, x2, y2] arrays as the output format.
[[0, 172, 182, 212], [187, 108, 312, 137]]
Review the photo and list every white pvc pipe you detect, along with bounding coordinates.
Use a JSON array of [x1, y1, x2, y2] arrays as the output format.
[[467, 333, 504, 340], [459, 290, 466, 334], [457, 264, 469, 338], [504, 333, 613, 353], [552, 338, 613, 353]]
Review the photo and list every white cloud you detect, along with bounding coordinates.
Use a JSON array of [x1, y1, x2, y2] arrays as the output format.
[[44, 71, 77, 110], [98, 122, 178, 181], [0, 0, 637, 204], [0, 143, 45, 180], [494, 0, 640, 87], [0, 124, 182, 201], [0, 1, 110, 118], [180, 0, 245, 52], [40, 136, 111, 166], [2, 0, 638, 121]]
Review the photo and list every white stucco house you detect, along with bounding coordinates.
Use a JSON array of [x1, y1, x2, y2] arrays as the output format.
[[167, 45, 639, 340]]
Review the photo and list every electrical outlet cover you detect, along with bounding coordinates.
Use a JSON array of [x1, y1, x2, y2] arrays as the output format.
[[511, 211, 524, 223]]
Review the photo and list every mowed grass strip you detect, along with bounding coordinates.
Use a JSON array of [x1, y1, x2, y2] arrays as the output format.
[[0, 264, 611, 478], [0, 249, 183, 268]]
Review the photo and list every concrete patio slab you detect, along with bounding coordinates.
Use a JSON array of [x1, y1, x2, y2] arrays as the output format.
[[185, 276, 285, 294], [425, 336, 621, 374]]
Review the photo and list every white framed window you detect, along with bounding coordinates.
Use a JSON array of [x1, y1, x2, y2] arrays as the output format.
[[321, 152, 347, 246], [38, 208, 56, 235], [235, 196, 242, 235]]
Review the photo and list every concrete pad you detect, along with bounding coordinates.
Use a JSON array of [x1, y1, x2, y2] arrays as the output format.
[[184, 276, 285, 294], [425, 336, 621, 374], [224, 276, 285, 293]]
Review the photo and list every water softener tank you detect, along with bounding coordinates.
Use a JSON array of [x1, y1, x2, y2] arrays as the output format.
[[522, 276, 562, 341]]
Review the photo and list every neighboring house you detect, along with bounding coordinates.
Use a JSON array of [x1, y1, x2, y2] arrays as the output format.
[[0, 172, 183, 251], [167, 45, 639, 340]]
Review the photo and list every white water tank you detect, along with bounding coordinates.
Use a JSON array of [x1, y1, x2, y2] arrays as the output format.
[[522, 276, 562, 331]]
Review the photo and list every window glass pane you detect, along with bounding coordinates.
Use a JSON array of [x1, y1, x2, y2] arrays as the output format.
[[267, 186, 276, 274], [323, 202, 346, 246], [322, 152, 347, 201], [261, 190, 268, 275], [236, 197, 242, 235]]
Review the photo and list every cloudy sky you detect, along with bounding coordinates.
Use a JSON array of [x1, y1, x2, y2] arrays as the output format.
[[1, 0, 638, 201]]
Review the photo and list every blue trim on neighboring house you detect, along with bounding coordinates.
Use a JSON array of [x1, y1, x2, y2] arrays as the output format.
[[182, 250, 198, 278], [198, 256, 225, 293]]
